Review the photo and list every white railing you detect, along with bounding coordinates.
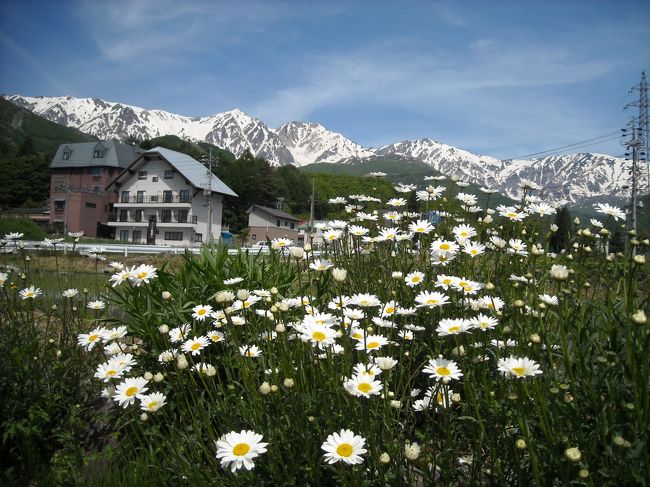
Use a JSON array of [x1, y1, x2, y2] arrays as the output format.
[[6, 241, 320, 257]]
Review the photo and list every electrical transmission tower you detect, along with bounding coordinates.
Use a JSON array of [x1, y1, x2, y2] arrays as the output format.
[[621, 71, 648, 234]]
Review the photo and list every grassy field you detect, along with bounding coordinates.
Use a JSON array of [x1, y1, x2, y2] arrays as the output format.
[[1, 185, 648, 486]]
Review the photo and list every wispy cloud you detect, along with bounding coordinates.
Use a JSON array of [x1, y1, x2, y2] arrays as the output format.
[[74, 0, 302, 62], [431, 0, 467, 26], [253, 40, 615, 126], [0, 30, 70, 93]]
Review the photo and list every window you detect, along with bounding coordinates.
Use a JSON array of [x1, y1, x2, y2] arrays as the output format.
[[132, 231, 142, 242], [134, 210, 143, 222], [178, 209, 188, 223], [192, 215, 198, 224], [93, 186, 101, 194], [136, 191, 145, 203], [164, 170, 174, 179], [90, 167, 103, 177], [179, 189, 190, 203], [161, 209, 172, 223], [194, 233, 203, 243], [138, 171, 148, 180], [85, 202, 96, 208], [290, 223, 295, 230], [120, 191, 130, 203], [150, 195, 158, 203], [62, 151, 71, 160], [152, 176, 159, 182], [284, 221, 288, 227], [252, 234, 257, 240], [54, 200, 65, 210], [119, 209, 128, 222], [276, 220, 280, 227], [119, 230, 129, 241], [163, 190, 173, 203], [93, 150, 104, 158], [164, 232, 183, 241]]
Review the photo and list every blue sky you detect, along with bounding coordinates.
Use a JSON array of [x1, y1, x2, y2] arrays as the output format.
[[0, 0, 648, 159]]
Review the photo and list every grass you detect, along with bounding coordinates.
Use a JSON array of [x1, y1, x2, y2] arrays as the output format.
[[1, 188, 648, 486]]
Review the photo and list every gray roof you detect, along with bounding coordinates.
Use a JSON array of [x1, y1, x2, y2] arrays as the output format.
[[247, 204, 300, 221], [107, 147, 237, 197], [51, 141, 140, 169]]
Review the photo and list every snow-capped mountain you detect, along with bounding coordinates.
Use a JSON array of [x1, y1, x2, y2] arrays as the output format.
[[372, 138, 633, 205], [276, 121, 374, 166], [3, 94, 635, 204], [4, 95, 295, 165]]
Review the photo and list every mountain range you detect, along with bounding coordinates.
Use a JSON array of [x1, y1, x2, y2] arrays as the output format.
[[3, 94, 638, 205]]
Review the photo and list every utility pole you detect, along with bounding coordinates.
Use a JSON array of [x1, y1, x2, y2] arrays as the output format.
[[622, 71, 648, 237], [309, 178, 315, 245], [206, 148, 214, 244]]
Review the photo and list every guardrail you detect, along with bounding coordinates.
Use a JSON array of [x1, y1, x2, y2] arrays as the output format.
[[6, 241, 320, 257]]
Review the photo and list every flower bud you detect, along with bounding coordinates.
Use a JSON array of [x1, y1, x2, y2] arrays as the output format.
[[153, 372, 164, 382], [259, 381, 271, 395], [177, 354, 188, 369], [632, 309, 647, 325], [380, 452, 391, 464], [332, 268, 347, 282], [161, 291, 172, 300], [564, 447, 581, 462], [283, 378, 295, 388]]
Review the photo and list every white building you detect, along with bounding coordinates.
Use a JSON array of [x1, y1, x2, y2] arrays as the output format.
[[106, 147, 237, 246]]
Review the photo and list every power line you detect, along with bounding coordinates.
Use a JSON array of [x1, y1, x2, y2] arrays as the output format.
[[504, 131, 621, 160]]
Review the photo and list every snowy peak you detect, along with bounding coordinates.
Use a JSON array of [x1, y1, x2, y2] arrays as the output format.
[[275, 121, 374, 166], [3, 94, 635, 204]]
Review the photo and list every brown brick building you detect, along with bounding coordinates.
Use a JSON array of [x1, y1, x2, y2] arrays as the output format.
[[49, 141, 140, 236]]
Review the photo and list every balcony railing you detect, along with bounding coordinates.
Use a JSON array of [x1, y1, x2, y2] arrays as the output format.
[[118, 194, 192, 204]]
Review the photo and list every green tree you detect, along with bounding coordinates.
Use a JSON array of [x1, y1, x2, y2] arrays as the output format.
[[550, 206, 571, 252]]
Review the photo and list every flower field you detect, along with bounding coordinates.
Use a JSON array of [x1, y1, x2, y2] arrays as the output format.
[[1, 182, 648, 486]]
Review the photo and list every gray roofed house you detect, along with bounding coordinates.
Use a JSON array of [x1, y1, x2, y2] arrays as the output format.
[[105, 146, 237, 246], [247, 204, 300, 244]]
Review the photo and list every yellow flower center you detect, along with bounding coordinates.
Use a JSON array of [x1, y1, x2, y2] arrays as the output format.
[[106, 369, 117, 376], [147, 401, 158, 410], [233, 443, 250, 456], [191, 342, 202, 350], [197, 309, 206, 315], [336, 443, 353, 457], [385, 307, 395, 314], [312, 331, 326, 342], [470, 250, 478, 255], [512, 367, 526, 376], [352, 333, 363, 339], [125, 386, 138, 397], [437, 367, 451, 376], [448, 326, 460, 333], [427, 299, 439, 305], [358, 382, 372, 393], [243, 301, 251, 308], [89, 334, 99, 342], [137, 272, 147, 279], [366, 341, 379, 349], [440, 243, 450, 250], [507, 212, 517, 218]]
